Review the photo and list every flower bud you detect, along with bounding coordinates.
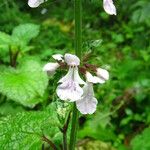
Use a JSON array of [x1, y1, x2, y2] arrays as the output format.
[[28, 0, 45, 8], [52, 54, 64, 62], [43, 62, 59, 75]]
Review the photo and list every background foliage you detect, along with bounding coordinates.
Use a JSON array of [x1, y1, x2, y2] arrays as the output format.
[[0, 0, 149, 149]]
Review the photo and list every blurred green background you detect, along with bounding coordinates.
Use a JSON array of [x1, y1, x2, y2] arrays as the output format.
[[0, 0, 150, 149]]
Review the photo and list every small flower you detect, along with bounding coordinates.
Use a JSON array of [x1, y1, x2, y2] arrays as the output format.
[[103, 0, 117, 15], [52, 54, 64, 62], [76, 82, 98, 114], [86, 71, 105, 84], [96, 68, 109, 81], [43, 62, 59, 75], [56, 54, 85, 102], [28, 0, 45, 8], [76, 70, 109, 114], [64, 53, 80, 66]]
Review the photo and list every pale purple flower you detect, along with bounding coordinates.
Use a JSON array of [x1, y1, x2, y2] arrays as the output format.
[[56, 54, 85, 102], [76, 70, 109, 114], [76, 82, 98, 114], [96, 68, 109, 81], [28, 0, 46, 8], [103, 0, 117, 15]]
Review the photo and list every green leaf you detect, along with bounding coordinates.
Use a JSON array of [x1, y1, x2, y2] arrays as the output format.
[[0, 59, 48, 107], [12, 23, 40, 44], [0, 31, 12, 45], [0, 104, 61, 149], [131, 127, 150, 150], [0, 102, 24, 116], [0, 32, 12, 51]]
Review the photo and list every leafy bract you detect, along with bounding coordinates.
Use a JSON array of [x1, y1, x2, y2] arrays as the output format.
[[0, 59, 48, 107], [0, 104, 61, 149]]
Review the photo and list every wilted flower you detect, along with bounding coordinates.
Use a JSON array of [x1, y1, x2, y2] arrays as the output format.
[[103, 0, 117, 15], [28, 0, 46, 8], [56, 54, 85, 101]]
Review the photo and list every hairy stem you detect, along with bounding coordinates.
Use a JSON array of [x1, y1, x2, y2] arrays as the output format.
[[69, 0, 82, 150]]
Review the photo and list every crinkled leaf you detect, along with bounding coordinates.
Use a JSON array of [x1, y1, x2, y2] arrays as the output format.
[[0, 104, 61, 149], [12, 23, 40, 44], [0, 31, 12, 45], [0, 32, 12, 51], [131, 127, 150, 150], [0, 59, 48, 107]]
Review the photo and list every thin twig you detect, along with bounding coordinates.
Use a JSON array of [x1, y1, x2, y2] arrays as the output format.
[[42, 135, 58, 150]]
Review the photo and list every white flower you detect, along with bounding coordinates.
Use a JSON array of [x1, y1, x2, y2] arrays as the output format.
[[86, 71, 105, 84], [76, 82, 98, 114], [96, 68, 109, 81], [52, 54, 64, 62], [64, 53, 80, 66], [103, 0, 117, 15], [43, 62, 59, 75], [56, 54, 85, 102], [28, 0, 45, 8], [76, 70, 109, 115]]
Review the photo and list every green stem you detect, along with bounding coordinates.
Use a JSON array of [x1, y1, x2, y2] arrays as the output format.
[[69, 0, 82, 150], [74, 0, 82, 58]]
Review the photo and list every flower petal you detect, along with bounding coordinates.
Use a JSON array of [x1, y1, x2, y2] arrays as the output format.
[[96, 68, 109, 80], [28, 0, 44, 8], [74, 67, 85, 85], [43, 62, 59, 75], [58, 67, 73, 83], [64, 53, 80, 66], [76, 83, 98, 114], [103, 0, 117, 15], [86, 72, 105, 84], [52, 54, 64, 61], [56, 81, 83, 101]]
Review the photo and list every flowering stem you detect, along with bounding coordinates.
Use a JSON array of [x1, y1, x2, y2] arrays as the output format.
[[69, 0, 82, 150]]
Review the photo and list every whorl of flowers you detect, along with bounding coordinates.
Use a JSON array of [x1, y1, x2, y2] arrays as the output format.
[[43, 53, 109, 114]]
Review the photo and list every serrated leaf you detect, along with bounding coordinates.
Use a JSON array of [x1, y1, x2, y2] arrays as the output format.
[[12, 23, 40, 44], [131, 127, 150, 150], [0, 104, 61, 150], [0, 59, 48, 107]]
